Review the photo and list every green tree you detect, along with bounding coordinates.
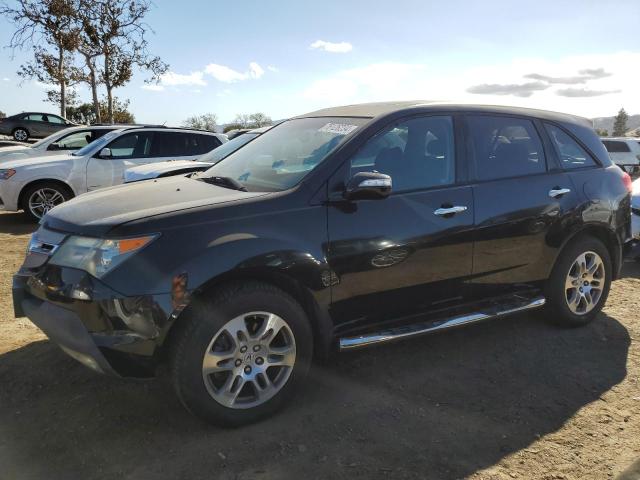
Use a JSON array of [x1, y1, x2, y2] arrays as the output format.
[[99, 96, 134, 123], [183, 113, 218, 131], [0, 110, 6, 119], [595, 128, 609, 137], [77, 0, 168, 123], [612, 108, 629, 137], [1, 0, 81, 118]]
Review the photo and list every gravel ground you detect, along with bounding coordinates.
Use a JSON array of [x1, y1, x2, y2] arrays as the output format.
[[0, 210, 639, 480]]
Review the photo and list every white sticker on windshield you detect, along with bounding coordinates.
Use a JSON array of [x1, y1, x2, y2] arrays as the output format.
[[318, 123, 359, 135]]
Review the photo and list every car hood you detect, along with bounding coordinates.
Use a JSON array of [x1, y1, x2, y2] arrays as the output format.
[[43, 175, 269, 237], [125, 160, 212, 182], [1, 152, 75, 168], [0, 146, 32, 158]]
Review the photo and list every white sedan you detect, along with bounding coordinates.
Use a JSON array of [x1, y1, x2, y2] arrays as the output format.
[[0, 125, 123, 161]]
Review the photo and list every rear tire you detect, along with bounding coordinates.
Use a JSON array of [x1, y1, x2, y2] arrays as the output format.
[[12, 128, 29, 142], [21, 182, 73, 222], [544, 236, 612, 327], [170, 281, 313, 427]]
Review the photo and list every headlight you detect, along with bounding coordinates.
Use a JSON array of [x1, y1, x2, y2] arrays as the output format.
[[0, 169, 16, 179], [49, 234, 158, 278]]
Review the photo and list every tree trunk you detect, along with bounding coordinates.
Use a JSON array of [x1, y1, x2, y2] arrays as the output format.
[[58, 45, 66, 119], [104, 53, 114, 123], [88, 60, 100, 123]]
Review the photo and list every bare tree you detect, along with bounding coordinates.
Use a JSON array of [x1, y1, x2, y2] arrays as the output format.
[[183, 113, 218, 131], [233, 114, 251, 128], [1, 0, 80, 118], [248, 112, 272, 127], [77, 0, 168, 123]]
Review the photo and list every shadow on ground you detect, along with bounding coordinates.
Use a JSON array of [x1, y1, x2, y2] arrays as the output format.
[[0, 307, 630, 480], [0, 211, 36, 236]]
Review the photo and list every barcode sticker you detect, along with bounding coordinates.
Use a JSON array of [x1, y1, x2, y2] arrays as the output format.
[[318, 123, 359, 135]]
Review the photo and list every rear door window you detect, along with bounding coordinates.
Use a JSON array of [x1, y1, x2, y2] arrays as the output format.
[[602, 140, 631, 153], [467, 115, 546, 180], [544, 124, 597, 169], [151, 132, 190, 157], [26, 114, 46, 122]]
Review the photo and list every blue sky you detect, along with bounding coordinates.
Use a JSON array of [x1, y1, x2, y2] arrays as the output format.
[[1, 0, 639, 125]]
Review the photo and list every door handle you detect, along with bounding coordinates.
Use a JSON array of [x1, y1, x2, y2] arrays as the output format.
[[434, 206, 468, 216], [548, 188, 571, 198]]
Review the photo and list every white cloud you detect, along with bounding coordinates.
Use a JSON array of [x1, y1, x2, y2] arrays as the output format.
[[310, 40, 353, 53], [267, 65, 279, 72], [2, 77, 9, 82], [160, 71, 206, 87], [141, 70, 207, 92], [205, 62, 266, 83], [301, 52, 640, 118]]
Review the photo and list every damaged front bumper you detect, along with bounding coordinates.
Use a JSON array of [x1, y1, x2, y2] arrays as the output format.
[[13, 265, 180, 378]]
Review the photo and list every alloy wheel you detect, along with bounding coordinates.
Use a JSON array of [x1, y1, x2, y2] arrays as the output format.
[[564, 251, 605, 315], [28, 188, 66, 219], [202, 311, 296, 409], [14, 129, 28, 142]]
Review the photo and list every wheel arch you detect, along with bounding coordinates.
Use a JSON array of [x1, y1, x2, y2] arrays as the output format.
[[12, 126, 29, 137], [18, 178, 76, 210], [555, 224, 622, 279], [161, 267, 334, 363]]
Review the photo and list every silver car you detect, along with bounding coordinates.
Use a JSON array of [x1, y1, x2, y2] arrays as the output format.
[[0, 112, 77, 141]]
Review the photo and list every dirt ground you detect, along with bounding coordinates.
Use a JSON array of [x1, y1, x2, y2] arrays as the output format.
[[1, 210, 639, 480]]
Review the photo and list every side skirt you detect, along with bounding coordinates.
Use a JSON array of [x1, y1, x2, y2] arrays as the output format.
[[338, 296, 546, 351]]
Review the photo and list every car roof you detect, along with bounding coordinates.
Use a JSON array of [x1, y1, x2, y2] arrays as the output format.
[[295, 101, 592, 127], [115, 126, 222, 135]]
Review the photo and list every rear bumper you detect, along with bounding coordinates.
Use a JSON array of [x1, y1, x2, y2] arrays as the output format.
[[13, 267, 177, 378]]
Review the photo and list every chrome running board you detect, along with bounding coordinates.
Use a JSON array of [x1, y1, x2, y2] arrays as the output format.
[[338, 296, 546, 351]]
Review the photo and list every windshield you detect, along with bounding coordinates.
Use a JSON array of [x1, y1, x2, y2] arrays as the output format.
[[199, 132, 259, 164], [200, 117, 368, 191], [72, 129, 121, 156]]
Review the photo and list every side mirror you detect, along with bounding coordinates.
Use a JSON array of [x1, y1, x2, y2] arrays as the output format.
[[47, 143, 60, 151], [99, 147, 112, 158], [344, 171, 392, 201]]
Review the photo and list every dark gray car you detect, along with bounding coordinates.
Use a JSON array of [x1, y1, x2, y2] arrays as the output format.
[[0, 112, 76, 142]]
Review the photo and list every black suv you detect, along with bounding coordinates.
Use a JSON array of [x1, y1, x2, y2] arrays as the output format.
[[13, 102, 632, 426]]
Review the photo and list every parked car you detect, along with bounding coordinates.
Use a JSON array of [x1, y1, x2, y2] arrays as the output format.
[[13, 102, 632, 426], [0, 112, 77, 141], [0, 126, 226, 220], [124, 126, 268, 182], [601, 137, 640, 174], [0, 125, 124, 161]]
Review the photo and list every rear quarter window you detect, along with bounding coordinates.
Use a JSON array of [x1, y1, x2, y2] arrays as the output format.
[[545, 124, 597, 169]]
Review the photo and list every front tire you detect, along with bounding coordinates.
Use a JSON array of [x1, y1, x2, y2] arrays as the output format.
[[170, 282, 313, 426], [544, 236, 612, 327], [12, 128, 29, 142], [21, 182, 73, 222]]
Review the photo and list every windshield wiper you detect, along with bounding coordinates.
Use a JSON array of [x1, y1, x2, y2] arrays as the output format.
[[197, 175, 247, 192]]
